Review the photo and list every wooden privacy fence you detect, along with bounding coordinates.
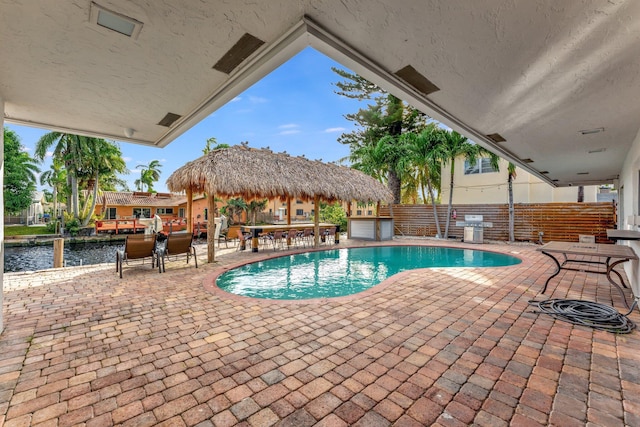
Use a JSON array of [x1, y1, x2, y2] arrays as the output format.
[[380, 202, 616, 243]]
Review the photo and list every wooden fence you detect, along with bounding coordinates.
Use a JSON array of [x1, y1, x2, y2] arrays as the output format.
[[379, 202, 617, 243]]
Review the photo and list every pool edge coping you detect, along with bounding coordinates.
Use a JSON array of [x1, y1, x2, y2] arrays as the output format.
[[202, 241, 529, 305]]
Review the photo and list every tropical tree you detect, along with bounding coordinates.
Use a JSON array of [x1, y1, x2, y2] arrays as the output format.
[[136, 160, 162, 192], [39, 158, 66, 219], [406, 124, 447, 238], [246, 199, 268, 225], [4, 127, 40, 214], [333, 68, 427, 203], [34, 132, 84, 218], [224, 198, 248, 224], [203, 137, 230, 155], [507, 162, 517, 242], [440, 130, 480, 238], [75, 139, 128, 225]]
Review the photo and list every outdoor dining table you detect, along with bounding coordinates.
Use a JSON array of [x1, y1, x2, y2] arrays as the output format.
[[240, 223, 338, 252], [537, 241, 638, 309]]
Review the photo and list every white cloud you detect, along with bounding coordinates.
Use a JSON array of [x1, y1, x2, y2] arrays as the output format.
[[279, 129, 301, 135], [45, 151, 53, 158], [20, 146, 31, 152], [278, 123, 299, 129], [324, 127, 346, 133], [122, 156, 133, 162], [230, 96, 242, 102], [248, 95, 268, 104]]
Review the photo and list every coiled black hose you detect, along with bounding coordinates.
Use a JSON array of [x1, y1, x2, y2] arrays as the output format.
[[528, 299, 636, 334]]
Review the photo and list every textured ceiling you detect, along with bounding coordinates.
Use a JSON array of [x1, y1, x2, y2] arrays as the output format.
[[1, 0, 639, 187]]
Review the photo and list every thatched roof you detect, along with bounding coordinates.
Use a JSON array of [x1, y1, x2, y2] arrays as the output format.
[[166, 144, 393, 203]]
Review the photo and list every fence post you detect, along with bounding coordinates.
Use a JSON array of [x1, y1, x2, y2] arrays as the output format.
[[53, 238, 64, 268]]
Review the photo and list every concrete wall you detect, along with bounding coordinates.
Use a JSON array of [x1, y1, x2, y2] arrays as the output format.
[[441, 158, 598, 204], [1, 95, 4, 334], [619, 128, 640, 301]]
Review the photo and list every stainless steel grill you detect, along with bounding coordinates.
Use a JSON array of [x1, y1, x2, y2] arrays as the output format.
[[455, 215, 493, 243]]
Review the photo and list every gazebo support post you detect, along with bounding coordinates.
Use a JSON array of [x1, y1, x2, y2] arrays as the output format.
[[207, 192, 216, 262], [314, 195, 320, 248], [186, 188, 193, 238], [286, 197, 293, 245]]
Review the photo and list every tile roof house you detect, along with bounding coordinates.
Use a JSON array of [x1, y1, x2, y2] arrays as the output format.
[[97, 191, 187, 220]]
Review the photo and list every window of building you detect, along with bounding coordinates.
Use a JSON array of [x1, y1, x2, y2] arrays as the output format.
[[367, 210, 373, 216], [464, 157, 498, 175], [104, 207, 117, 219], [178, 208, 185, 218], [296, 209, 304, 216], [156, 208, 174, 215], [133, 207, 151, 218], [356, 210, 362, 215], [296, 200, 303, 204], [204, 209, 208, 221]]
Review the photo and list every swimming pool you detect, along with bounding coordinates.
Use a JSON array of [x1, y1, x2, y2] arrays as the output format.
[[216, 245, 521, 300]]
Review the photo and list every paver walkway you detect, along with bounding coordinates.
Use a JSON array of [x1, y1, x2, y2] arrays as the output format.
[[1, 238, 639, 426]]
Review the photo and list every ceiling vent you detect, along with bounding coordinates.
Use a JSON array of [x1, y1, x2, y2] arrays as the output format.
[[521, 158, 534, 163], [394, 65, 439, 96], [588, 148, 606, 154], [213, 33, 265, 74], [577, 172, 590, 175], [158, 112, 182, 127], [90, 2, 143, 39], [579, 127, 604, 135], [486, 133, 506, 143]]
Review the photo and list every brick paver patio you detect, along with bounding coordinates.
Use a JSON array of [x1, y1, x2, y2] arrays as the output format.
[[1, 238, 638, 426]]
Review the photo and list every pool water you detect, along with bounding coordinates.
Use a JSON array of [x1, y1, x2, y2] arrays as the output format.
[[216, 246, 521, 300]]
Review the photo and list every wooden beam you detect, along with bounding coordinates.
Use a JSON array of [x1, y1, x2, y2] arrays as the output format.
[[207, 193, 216, 262], [186, 187, 193, 238], [314, 196, 320, 247]]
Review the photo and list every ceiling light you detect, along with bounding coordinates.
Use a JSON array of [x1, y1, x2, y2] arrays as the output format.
[[579, 127, 604, 135], [124, 128, 134, 138], [90, 2, 143, 39]]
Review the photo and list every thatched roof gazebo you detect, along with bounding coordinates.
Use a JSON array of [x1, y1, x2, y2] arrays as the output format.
[[166, 144, 393, 261]]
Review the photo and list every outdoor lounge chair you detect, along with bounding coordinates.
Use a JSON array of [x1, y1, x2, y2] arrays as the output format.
[[157, 232, 197, 272], [116, 233, 159, 278]]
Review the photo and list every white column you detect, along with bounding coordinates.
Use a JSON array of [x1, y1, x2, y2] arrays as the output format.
[[0, 95, 5, 334]]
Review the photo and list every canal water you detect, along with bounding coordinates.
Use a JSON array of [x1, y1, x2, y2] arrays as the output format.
[[4, 241, 124, 272]]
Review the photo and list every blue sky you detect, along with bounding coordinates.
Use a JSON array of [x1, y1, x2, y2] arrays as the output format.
[[7, 47, 365, 193]]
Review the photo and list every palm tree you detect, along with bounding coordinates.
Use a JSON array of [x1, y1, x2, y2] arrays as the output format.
[[34, 132, 84, 218], [39, 159, 66, 219], [224, 198, 248, 224], [440, 130, 479, 238], [76, 139, 128, 225], [136, 160, 162, 192], [246, 199, 268, 225], [407, 124, 447, 238], [507, 162, 517, 242]]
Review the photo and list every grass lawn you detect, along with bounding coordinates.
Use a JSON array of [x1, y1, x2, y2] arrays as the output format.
[[5, 225, 54, 236]]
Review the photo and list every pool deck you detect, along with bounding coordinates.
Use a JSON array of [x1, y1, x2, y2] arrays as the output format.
[[1, 237, 639, 426]]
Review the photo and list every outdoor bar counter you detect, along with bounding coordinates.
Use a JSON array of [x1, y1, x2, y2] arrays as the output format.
[[348, 216, 394, 241]]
